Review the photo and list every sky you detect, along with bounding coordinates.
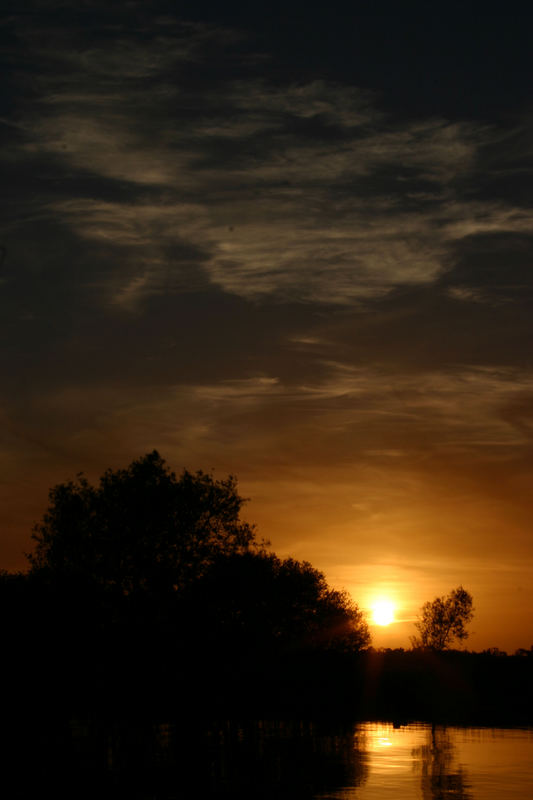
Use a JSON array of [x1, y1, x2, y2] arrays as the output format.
[[2, 4, 533, 651]]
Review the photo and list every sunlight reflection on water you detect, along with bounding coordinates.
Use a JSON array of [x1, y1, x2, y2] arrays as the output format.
[[31, 716, 533, 798], [317, 723, 533, 800]]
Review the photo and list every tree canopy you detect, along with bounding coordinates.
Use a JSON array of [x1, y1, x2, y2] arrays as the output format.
[[26, 451, 371, 657], [411, 586, 474, 650], [186, 551, 371, 653], [28, 451, 256, 595]]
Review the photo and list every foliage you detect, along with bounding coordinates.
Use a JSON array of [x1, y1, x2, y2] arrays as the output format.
[[27, 451, 256, 595], [25, 451, 370, 674], [184, 551, 371, 653], [411, 586, 474, 650]]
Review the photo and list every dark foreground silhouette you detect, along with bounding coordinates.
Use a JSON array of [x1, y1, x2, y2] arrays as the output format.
[[2, 452, 532, 797], [0, 452, 533, 800], [3, 562, 533, 725]]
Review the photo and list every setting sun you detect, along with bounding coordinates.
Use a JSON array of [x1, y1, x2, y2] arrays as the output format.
[[371, 600, 395, 626]]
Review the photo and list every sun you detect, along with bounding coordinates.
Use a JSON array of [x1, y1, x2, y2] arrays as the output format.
[[371, 600, 395, 626]]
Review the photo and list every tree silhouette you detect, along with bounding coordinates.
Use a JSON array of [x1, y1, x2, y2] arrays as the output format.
[[411, 586, 474, 650], [28, 451, 256, 596], [24, 450, 371, 720], [185, 551, 371, 653]]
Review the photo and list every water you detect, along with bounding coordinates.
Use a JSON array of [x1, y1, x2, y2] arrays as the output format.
[[11, 718, 533, 797], [319, 722, 533, 798]]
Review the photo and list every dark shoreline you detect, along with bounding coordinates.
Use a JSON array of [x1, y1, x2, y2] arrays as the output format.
[[6, 646, 533, 727]]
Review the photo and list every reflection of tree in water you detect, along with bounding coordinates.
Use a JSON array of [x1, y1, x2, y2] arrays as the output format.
[[53, 718, 369, 799], [191, 719, 369, 799], [412, 726, 472, 800]]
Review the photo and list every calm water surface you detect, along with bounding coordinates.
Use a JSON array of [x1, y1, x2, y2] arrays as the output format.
[[20, 718, 533, 798], [319, 722, 533, 799]]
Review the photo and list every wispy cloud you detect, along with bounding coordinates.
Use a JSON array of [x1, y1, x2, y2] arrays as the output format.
[[6, 15, 531, 310], [28, 364, 533, 470]]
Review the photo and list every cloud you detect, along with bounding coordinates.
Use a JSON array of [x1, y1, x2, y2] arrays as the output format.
[[7, 11, 531, 312], [32, 106, 507, 307], [22, 362, 533, 475]]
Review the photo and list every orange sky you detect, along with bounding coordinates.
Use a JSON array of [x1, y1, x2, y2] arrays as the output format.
[[4, 413, 532, 652], [2, 5, 533, 652]]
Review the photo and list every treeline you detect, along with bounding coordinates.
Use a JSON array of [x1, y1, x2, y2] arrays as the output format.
[[360, 648, 533, 725], [3, 567, 533, 724], [2, 452, 370, 719], [2, 451, 532, 724], [1, 558, 368, 719]]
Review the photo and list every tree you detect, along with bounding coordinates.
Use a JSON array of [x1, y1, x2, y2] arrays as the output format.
[[27, 451, 370, 657], [411, 586, 474, 650], [27, 451, 256, 596], [185, 551, 371, 654], [23, 453, 372, 715]]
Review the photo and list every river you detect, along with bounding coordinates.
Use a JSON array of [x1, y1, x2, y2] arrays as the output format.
[[13, 718, 533, 797]]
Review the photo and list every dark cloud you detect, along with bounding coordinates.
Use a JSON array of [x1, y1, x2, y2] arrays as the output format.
[[443, 232, 533, 299]]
